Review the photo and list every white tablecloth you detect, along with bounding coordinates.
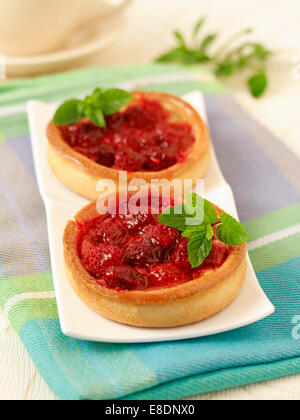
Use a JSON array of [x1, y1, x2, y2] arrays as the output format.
[[1, 0, 300, 400]]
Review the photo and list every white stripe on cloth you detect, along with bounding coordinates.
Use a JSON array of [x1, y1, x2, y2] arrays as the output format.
[[4, 291, 56, 313], [247, 224, 300, 251]]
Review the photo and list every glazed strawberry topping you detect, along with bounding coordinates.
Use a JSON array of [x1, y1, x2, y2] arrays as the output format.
[[60, 98, 195, 172], [77, 202, 231, 291]]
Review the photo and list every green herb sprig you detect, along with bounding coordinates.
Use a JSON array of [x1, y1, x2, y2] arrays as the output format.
[[158, 193, 249, 268], [156, 17, 272, 98], [53, 88, 133, 128]]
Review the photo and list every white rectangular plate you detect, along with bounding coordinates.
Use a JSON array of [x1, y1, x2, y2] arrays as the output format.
[[27, 91, 275, 343]]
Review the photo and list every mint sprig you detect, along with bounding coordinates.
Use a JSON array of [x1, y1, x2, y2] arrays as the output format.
[[155, 17, 272, 98], [158, 193, 249, 268], [53, 88, 133, 128]]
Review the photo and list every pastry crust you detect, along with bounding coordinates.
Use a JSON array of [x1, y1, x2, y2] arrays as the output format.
[[63, 201, 247, 328], [47, 91, 211, 200]]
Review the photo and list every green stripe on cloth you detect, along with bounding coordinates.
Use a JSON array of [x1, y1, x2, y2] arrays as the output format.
[[0, 272, 53, 306], [243, 204, 300, 241], [0, 64, 216, 108], [1, 64, 188, 106], [249, 233, 300, 272], [8, 298, 58, 333], [143, 80, 227, 95], [0, 113, 29, 140]]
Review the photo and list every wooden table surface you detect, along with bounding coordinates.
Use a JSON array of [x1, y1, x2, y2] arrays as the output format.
[[1, 0, 300, 400]]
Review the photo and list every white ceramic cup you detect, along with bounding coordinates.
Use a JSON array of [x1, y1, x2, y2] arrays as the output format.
[[0, 0, 132, 56]]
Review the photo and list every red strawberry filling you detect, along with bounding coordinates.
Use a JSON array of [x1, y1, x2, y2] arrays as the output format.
[[171, 238, 193, 271], [60, 98, 195, 172], [77, 201, 231, 291]]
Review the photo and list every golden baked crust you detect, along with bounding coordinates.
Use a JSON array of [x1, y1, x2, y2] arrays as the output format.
[[47, 91, 211, 200], [63, 201, 247, 328]]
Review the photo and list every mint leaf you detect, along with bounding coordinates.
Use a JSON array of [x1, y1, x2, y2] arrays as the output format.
[[86, 89, 106, 110], [182, 223, 213, 268], [184, 193, 203, 218], [182, 223, 215, 267], [248, 71, 268, 98], [53, 99, 84, 125], [188, 234, 213, 268], [199, 34, 218, 53], [203, 200, 218, 225], [156, 48, 186, 63], [253, 44, 272, 60], [185, 193, 218, 225], [193, 17, 206, 38], [86, 107, 105, 127], [216, 213, 249, 245], [101, 88, 133, 115], [215, 62, 235, 77], [206, 224, 214, 241], [158, 205, 191, 232], [92, 88, 104, 96], [174, 31, 188, 50], [182, 224, 207, 239]]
